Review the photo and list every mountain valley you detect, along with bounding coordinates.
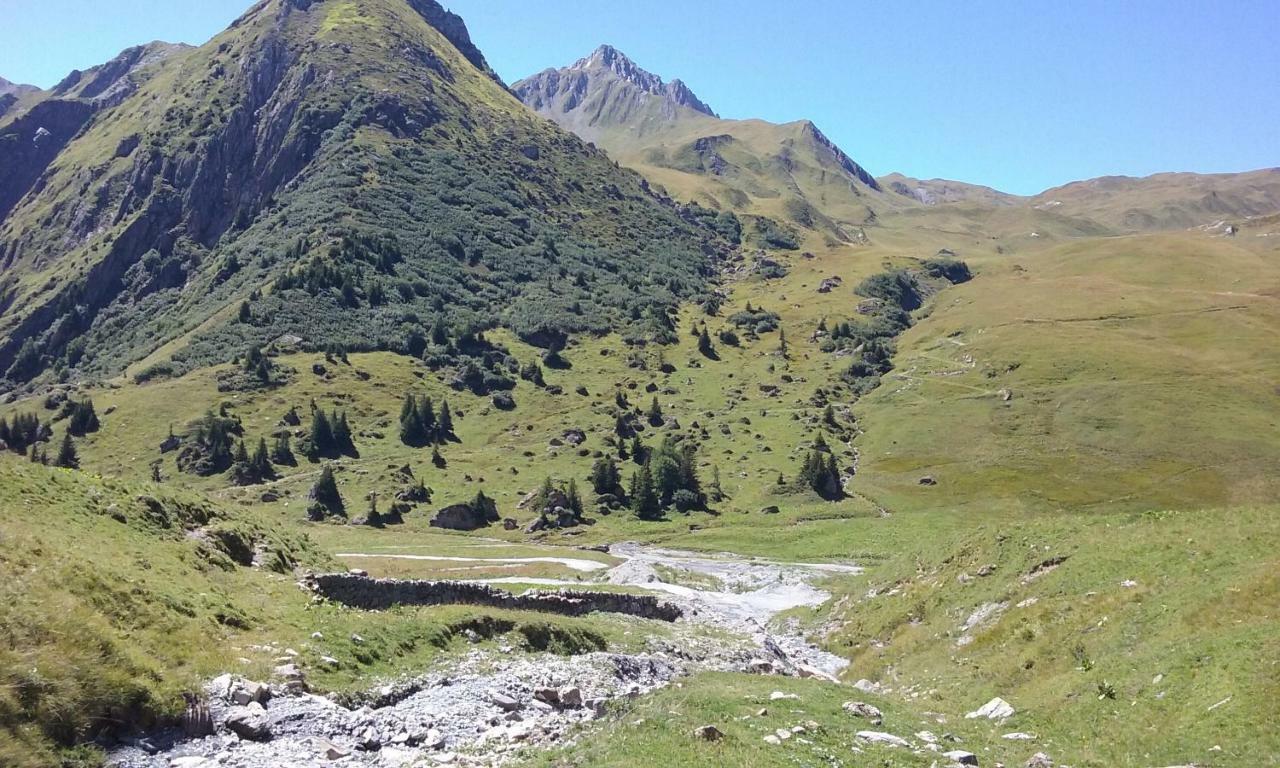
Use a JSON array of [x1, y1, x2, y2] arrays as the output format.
[[1, 2, 1278, 767]]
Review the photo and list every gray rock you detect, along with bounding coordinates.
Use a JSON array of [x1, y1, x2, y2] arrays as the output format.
[[855, 730, 909, 748], [966, 697, 1014, 720], [224, 703, 272, 741], [945, 749, 979, 766], [1024, 754, 1055, 768], [842, 701, 883, 725], [558, 686, 583, 709], [492, 693, 520, 711]]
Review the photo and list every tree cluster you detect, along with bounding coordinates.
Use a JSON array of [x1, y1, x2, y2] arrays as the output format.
[[399, 394, 455, 447], [628, 436, 703, 519]]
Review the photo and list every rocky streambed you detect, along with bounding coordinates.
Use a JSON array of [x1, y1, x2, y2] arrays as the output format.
[[108, 543, 860, 767]]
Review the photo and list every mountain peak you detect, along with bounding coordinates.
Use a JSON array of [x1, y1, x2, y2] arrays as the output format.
[[557, 44, 717, 118]]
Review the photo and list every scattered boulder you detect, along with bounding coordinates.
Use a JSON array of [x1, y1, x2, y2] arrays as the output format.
[[842, 701, 883, 725], [966, 697, 1015, 720], [1024, 753, 1054, 768], [945, 750, 979, 766], [694, 725, 724, 741], [429, 496, 499, 531], [760, 505, 781, 515], [856, 731, 910, 748], [919, 475, 938, 486]]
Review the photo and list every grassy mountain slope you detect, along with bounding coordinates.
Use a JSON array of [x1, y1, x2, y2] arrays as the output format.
[[0, 461, 325, 767], [0, 0, 724, 389], [883, 168, 1280, 234], [854, 230, 1280, 514], [515, 47, 901, 243]]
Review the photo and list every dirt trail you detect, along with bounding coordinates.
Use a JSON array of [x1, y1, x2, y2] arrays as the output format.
[[107, 543, 860, 767]]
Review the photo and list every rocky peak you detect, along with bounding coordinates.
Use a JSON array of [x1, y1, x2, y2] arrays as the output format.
[[566, 45, 716, 117], [799, 121, 882, 192]]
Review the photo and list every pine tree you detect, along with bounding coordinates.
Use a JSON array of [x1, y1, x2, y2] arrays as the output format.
[[418, 397, 437, 441], [590, 456, 620, 495], [566, 478, 583, 517], [233, 440, 250, 465], [310, 409, 333, 457], [67, 399, 100, 436], [630, 435, 646, 464], [333, 412, 354, 455], [532, 476, 556, 514], [823, 404, 838, 427], [697, 327, 715, 358], [252, 438, 273, 478], [631, 462, 660, 520], [399, 393, 425, 446], [308, 465, 344, 519], [273, 434, 295, 466], [55, 433, 79, 469], [709, 465, 725, 502], [431, 445, 446, 468], [647, 397, 664, 426], [437, 400, 454, 439]]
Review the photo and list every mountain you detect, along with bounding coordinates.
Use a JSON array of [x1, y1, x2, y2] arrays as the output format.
[[0, 1, 726, 389], [879, 172, 1019, 207], [0, 76, 39, 119], [1028, 167, 1280, 231], [880, 168, 1280, 234], [515, 46, 895, 245]]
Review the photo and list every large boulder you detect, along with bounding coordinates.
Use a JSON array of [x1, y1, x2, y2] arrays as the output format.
[[224, 702, 272, 741], [430, 499, 498, 531]]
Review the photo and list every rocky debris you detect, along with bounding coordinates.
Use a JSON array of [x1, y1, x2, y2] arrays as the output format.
[[966, 697, 1015, 720], [842, 701, 883, 725], [492, 693, 520, 712], [856, 730, 910, 748], [228, 679, 270, 706], [1024, 753, 1055, 767], [818, 276, 843, 293], [694, 724, 724, 741], [919, 475, 938, 486], [1003, 731, 1036, 740], [945, 749, 979, 765], [308, 574, 682, 621]]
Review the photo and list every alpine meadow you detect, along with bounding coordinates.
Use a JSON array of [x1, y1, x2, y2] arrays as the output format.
[[0, 2, 1277, 767]]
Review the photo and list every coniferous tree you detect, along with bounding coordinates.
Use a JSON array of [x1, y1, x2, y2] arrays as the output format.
[[418, 397, 437, 441], [697, 327, 716, 358], [647, 397, 664, 426], [779, 328, 789, 359], [67, 399, 100, 436], [590, 456, 621, 495], [366, 494, 384, 528], [399, 393, 425, 446], [709, 465, 725, 502], [630, 435, 646, 465], [308, 465, 344, 519], [273, 434, 296, 466], [437, 400, 454, 440], [567, 478, 583, 517], [252, 438, 273, 479], [631, 462, 660, 520], [431, 445, 446, 468], [333, 411, 354, 455], [55, 434, 79, 469], [310, 409, 334, 457]]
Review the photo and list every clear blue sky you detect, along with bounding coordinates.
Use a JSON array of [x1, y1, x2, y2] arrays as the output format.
[[2, 0, 1276, 195]]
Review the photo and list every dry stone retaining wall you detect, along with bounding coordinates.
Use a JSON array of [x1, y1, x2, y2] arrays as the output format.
[[309, 574, 683, 622]]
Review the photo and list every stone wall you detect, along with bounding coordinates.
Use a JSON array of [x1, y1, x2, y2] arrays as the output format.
[[308, 574, 683, 622]]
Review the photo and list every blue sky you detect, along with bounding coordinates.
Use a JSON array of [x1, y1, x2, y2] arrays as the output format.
[[1, 0, 1276, 195]]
